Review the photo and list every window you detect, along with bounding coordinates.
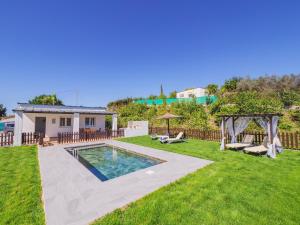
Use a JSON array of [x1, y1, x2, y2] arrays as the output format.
[[6, 123, 14, 128], [179, 94, 184, 98], [60, 118, 71, 127], [91, 118, 95, 126], [66, 118, 72, 126], [52, 118, 56, 124], [85, 118, 89, 126], [60, 118, 65, 127], [85, 117, 95, 127]]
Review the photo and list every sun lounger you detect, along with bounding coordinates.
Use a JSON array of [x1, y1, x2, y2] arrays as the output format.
[[244, 136, 268, 155], [225, 135, 254, 149], [161, 132, 184, 144], [151, 134, 169, 140], [151, 134, 158, 140]]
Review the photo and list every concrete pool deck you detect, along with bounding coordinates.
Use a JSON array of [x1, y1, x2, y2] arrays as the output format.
[[39, 140, 213, 225]]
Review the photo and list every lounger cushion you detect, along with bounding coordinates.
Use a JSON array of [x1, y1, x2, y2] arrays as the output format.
[[167, 138, 184, 143], [167, 139, 184, 144], [244, 145, 268, 153], [158, 135, 169, 139], [160, 138, 168, 143], [243, 135, 254, 144], [226, 143, 252, 148]]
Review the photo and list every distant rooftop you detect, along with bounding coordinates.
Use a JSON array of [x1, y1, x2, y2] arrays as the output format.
[[13, 103, 115, 115], [177, 87, 206, 93], [0, 115, 15, 123]]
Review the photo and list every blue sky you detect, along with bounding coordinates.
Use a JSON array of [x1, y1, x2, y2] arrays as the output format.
[[1, 0, 300, 113]]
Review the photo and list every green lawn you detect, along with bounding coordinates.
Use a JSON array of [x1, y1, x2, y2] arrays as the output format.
[[0, 145, 45, 225], [94, 136, 300, 225]]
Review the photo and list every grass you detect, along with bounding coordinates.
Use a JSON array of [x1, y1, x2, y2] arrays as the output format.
[[93, 136, 300, 225], [0, 145, 45, 225]]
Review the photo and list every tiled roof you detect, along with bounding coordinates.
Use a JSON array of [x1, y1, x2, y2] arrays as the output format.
[[13, 103, 116, 115]]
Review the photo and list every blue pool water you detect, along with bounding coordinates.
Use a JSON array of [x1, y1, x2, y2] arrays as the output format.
[[69, 145, 163, 181]]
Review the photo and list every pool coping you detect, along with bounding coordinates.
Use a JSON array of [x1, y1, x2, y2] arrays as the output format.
[[38, 140, 213, 225]]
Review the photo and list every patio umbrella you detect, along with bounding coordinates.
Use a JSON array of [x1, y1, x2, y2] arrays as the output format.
[[156, 112, 182, 135]]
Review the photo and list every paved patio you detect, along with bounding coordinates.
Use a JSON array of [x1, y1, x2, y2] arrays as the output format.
[[39, 140, 213, 225]]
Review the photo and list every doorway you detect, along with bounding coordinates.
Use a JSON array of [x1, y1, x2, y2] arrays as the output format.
[[35, 117, 46, 135]]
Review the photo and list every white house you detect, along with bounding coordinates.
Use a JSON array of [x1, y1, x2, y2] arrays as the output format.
[[176, 88, 207, 98], [13, 103, 117, 146]]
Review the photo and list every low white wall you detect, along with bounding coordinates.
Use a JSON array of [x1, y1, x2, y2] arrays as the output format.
[[124, 129, 149, 137], [124, 121, 149, 137]]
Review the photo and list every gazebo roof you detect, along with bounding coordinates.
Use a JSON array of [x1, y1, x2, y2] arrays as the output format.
[[218, 113, 283, 118]]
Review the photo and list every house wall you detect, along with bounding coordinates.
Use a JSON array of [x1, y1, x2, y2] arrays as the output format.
[[176, 88, 207, 98], [22, 113, 106, 137]]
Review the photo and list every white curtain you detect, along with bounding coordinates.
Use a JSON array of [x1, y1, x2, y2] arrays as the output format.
[[235, 117, 251, 141], [220, 119, 225, 150], [226, 117, 251, 143], [255, 117, 269, 131], [255, 116, 283, 158], [255, 117, 274, 157], [272, 116, 283, 153], [226, 118, 235, 143]]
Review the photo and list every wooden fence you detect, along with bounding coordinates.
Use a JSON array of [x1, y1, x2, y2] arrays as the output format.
[[1, 128, 299, 150], [0, 133, 14, 146], [0, 132, 43, 147], [150, 127, 300, 150], [58, 129, 124, 144], [22, 132, 44, 145]]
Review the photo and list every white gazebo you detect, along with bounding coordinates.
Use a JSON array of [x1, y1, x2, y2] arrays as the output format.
[[219, 113, 283, 158]]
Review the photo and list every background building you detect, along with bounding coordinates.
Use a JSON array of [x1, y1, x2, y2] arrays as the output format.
[[176, 88, 207, 98]]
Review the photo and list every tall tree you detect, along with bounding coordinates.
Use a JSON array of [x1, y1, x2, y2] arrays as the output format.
[[222, 77, 241, 92], [169, 91, 177, 98], [29, 94, 64, 105], [159, 84, 166, 99], [206, 84, 218, 95], [0, 104, 7, 118], [205, 84, 218, 105], [148, 95, 158, 100], [160, 84, 164, 96]]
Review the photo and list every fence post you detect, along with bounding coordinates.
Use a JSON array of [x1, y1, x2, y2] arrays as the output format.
[[295, 132, 299, 150], [39, 133, 44, 145]]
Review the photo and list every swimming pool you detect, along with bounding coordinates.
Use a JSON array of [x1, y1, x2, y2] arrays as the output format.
[[67, 145, 163, 181]]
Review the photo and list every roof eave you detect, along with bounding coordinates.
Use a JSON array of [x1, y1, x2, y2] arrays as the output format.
[[217, 113, 283, 117]]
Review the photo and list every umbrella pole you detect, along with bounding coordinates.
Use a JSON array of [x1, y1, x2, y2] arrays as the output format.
[[167, 119, 170, 136]]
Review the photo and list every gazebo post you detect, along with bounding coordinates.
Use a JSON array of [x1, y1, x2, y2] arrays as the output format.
[[167, 119, 170, 136], [232, 117, 236, 143]]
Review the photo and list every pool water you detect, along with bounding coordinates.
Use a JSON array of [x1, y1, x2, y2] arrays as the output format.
[[70, 145, 163, 181]]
